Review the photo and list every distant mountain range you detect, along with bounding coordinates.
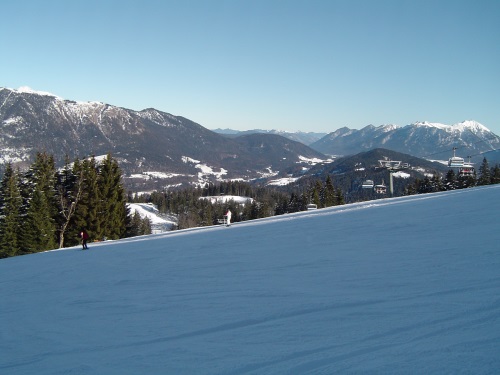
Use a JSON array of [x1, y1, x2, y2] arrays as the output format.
[[212, 128, 327, 146], [214, 120, 500, 163], [217, 121, 500, 164], [2, 86, 499, 193], [313, 121, 500, 163]]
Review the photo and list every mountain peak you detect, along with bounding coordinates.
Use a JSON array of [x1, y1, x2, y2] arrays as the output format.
[[377, 124, 399, 132], [452, 120, 490, 133], [411, 120, 490, 133], [13, 86, 63, 100], [412, 121, 449, 129]]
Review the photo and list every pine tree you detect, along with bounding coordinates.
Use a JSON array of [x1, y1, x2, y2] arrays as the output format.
[[431, 174, 445, 192], [201, 199, 214, 226], [405, 180, 417, 195], [444, 170, 457, 190], [300, 192, 309, 211], [23, 189, 58, 252], [324, 175, 336, 207], [139, 217, 152, 235], [20, 152, 58, 252], [73, 157, 100, 241], [129, 211, 142, 237], [312, 181, 322, 208], [97, 154, 129, 240], [456, 172, 476, 189], [335, 187, 345, 205], [55, 157, 85, 248], [491, 164, 500, 185], [0, 165, 23, 257], [418, 176, 433, 194], [478, 157, 491, 185]]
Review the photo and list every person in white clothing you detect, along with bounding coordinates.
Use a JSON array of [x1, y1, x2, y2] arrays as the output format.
[[225, 209, 232, 227]]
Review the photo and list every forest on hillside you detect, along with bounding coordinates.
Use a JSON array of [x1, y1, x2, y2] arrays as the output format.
[[2, 152, 499, 259], [129, 176, 345, 230], [0, 153, 145, 258]]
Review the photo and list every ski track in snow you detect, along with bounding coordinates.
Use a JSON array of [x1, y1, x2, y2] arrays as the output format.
[[1, 185, 500, 374]]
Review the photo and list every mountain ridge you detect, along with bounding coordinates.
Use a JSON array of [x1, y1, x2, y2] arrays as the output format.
[[0, 87, 328, 191], [310, 120, 500, 160]]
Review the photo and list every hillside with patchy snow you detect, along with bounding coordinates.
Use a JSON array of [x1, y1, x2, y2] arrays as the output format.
[[127, 203, 176, 233]]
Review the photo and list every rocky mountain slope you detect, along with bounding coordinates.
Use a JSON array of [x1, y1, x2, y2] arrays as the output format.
[[0, 87, 327, 191]]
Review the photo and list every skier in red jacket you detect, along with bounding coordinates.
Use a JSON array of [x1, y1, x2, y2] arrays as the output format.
[[80, 229, 89, 249]]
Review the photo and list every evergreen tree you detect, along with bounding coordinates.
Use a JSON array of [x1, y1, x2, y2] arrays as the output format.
[[324, 175, 336, 207], [335, 187, 345, 205], [431, 174, 445, 192], [444, 170, 457, 190], [404, 180, 417, 195], [477, 157, 491, 185], [456, 172, 476, 189], [56, 157, 84, 248], [201, 199, 214, 226], [312, 181, 322, 208], [299, 192, 309, 211], [20, 152, 58, 252], [274, 195, 289, 215], [0, 165, 23, 257], [417, 176, 433, 194], [129, 211, 142, 237], [140, 217, 152, 235], [23, 189, 57, 252], [287, 192, 300, 213], [73, 157, 100, 241], [491, 164, 500, 185], [97, 154, 129, 240]]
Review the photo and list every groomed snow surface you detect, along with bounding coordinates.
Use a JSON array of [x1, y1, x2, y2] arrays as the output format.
[[1, 186, 500, 374]]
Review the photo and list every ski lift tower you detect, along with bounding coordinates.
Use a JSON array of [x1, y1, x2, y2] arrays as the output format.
[[376, 159, 409, 196]]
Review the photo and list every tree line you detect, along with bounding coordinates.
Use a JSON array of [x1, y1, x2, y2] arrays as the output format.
[[404, 157, 500, 195], [3, 151, 498, 259], [129, 175, 345, 229], [1, 152, 346, 258], [0, 153, 150, 258]]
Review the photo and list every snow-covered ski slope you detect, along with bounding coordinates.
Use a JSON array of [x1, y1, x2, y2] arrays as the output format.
[[1, 186, 500, 374]]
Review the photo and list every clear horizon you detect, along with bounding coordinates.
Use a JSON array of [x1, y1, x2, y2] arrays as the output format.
[[2, 0, 499, 134]]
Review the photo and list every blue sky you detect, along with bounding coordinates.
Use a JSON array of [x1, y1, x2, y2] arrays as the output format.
[[2, 0, 499, 134]]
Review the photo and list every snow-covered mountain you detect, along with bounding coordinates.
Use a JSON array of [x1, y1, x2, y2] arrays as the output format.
[[311, 121, 500, 162], [1, 185, 499, 373], [3, 86, 499, 193], [0, 87, 327, 191]]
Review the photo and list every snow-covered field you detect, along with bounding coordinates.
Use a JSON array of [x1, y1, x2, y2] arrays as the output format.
[[1, 186, 499, 374]]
